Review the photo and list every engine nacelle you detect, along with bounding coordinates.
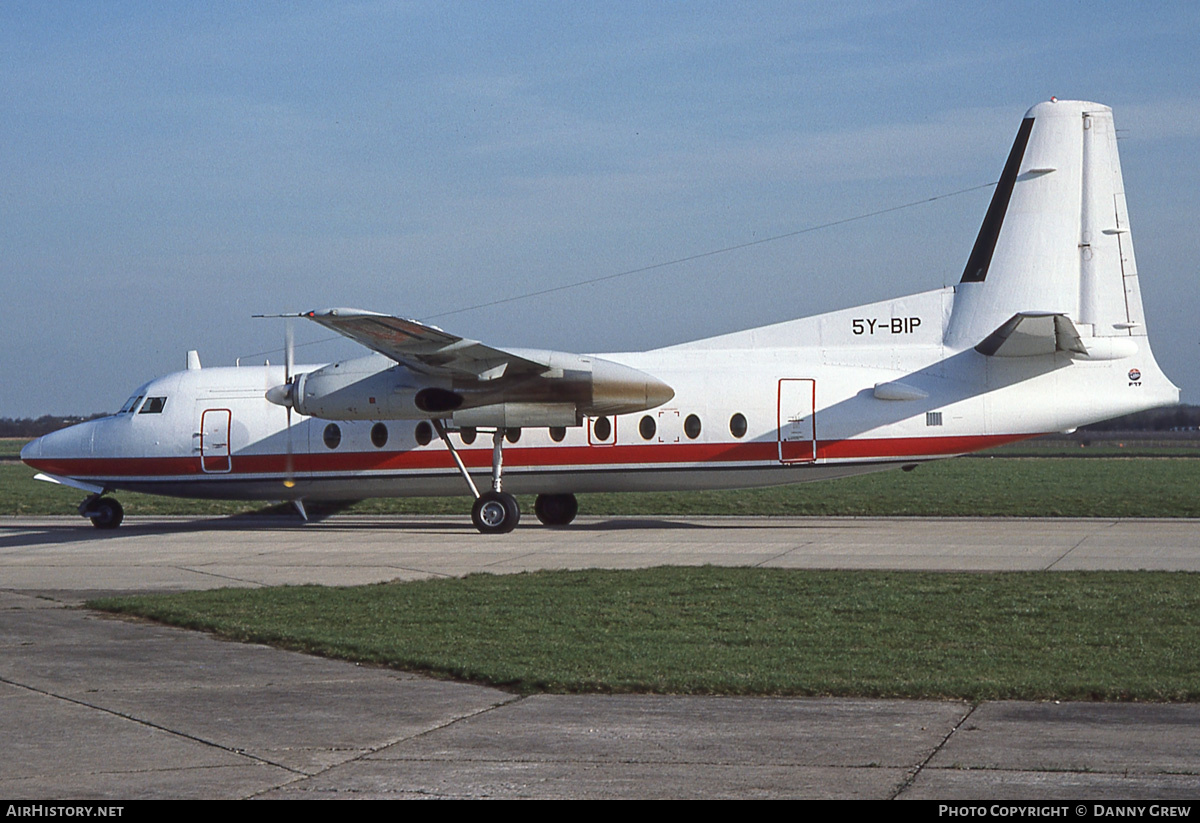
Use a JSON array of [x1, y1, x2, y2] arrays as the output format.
[[452, 402, 578, 428], [275, 350, 674, 423], [292, 355, 460, 420]]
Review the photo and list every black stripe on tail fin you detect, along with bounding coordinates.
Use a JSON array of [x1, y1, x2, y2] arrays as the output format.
[[960, 117, 1035, 283]]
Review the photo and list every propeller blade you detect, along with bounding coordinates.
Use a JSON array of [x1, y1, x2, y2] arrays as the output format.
[[284, 320, 296, 488], [285, 319, 294, 383], [284, 406, 295, 489]]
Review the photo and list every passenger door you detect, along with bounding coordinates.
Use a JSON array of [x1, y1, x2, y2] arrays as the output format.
[[777, 379, 816, 463]]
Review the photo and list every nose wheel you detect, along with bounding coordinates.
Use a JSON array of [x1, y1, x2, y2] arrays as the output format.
[[82, 496, 124, 530]]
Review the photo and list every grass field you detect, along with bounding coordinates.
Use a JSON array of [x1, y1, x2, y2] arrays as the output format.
[[5, 454, 1200, 518], [6, 456, 1200, 518], [0, 439, 27, 458], [980, 437, 1200, 457], [92, 567, 1200, 701], [14, 431, 1196, 701]]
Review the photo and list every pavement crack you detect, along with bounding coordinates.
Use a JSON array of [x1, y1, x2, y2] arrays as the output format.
[[0, 674, 306, 776], [243, 693, 526, 798], [172, 566, 267, 586], [480, 551, 542, 569], [890, 702, 978, 800], [754, 540, 818, 567], [1044, 520, 1119, 570]]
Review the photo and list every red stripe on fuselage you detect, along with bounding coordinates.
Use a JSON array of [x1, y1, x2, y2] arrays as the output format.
[[24, 433, 1038, 480]]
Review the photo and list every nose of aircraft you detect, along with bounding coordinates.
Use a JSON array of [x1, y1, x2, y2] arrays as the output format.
[[19, 420, 97, 471], [19, 436, 41, 463]]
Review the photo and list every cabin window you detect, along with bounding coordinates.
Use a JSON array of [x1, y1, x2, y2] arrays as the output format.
[[593, 416, 612, 441], [139, 397, 167, 414], [415, 421, 433, 446], [323, 423, 341, 449], [684, 414, 702, 439], [549, 426, 567, 442], [639, 415, 656, 440], [371, 422, 388, 448], [459, 426, 477, 445], [505, 428, 521, 444], [729, 413, 747, 438]]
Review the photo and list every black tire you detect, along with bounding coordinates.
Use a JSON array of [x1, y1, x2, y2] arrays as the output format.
[[88, 497, 124, 530], [534, 493, 578, 526], [471, 491, 520, 534]]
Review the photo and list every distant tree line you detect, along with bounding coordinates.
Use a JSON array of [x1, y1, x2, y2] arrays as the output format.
[[1080, 404, 1200, 432], [0, 415, 108, 438]]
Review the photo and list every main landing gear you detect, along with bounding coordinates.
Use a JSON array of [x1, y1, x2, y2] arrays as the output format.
[[534, 493, 578, 527], [432, 421, 578, 534], [80, 494, 124, 530], [471, 491, 520, 534]]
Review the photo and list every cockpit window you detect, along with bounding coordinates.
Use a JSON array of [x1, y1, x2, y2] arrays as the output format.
[[139, 397, 167, 414], [117, 394, 145, 414]]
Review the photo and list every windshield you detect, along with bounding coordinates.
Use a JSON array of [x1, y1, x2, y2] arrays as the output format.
[[117, 394, 144, 414], [116, 383, 152, 415]]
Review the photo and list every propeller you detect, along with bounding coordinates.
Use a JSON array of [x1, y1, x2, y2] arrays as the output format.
[[282, 319, 296, 489], [256, 313, 302, 492], [262, 319, 298, 488]]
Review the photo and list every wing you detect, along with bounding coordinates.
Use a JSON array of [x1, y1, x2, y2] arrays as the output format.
[[269, 307, 674, 423], [302, 308, 549, 380]]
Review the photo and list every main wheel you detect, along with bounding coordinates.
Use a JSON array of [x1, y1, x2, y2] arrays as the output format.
[[471, 491, 520, 534], [534, 493, 578, 526], [87, 497, 124, 530]]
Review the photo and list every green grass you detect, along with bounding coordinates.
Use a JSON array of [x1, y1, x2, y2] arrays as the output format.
[[0, 463, 266, 517], [7, 457, 1200, 518], [0, 439, 30, 458], [91, 567, 1200, 701], [979, 438, 1200, 457]]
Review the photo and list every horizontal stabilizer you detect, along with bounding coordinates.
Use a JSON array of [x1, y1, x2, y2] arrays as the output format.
[[975, 312, 1087, 358]]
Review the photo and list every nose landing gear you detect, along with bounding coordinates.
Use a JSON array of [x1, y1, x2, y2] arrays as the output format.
[[80, 495, 124, 530]]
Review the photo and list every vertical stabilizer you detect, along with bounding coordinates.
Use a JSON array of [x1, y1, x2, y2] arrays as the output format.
[[946, 100, 1147, 348]]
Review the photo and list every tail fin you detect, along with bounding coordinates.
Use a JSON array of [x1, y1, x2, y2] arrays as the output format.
[[946, 100, 1147, 348]]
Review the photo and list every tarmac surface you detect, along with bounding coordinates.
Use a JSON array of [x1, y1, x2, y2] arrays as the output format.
[[2, 514, 1199, 799]]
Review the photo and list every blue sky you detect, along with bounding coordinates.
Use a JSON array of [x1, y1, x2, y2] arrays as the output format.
[[4, 1, 1199, 416]]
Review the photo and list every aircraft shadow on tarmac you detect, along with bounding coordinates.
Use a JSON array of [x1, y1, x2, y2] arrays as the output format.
[[0, 512, 862, 549]]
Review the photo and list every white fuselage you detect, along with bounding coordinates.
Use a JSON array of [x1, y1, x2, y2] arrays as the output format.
[[21, 286, 1178, 502]]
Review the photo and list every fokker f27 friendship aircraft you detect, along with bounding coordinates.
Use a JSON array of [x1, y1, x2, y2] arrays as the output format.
[[22, 100, 1179, 533]]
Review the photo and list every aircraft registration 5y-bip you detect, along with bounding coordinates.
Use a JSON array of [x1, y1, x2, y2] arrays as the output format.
[[22, 100, 1179, 533]]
